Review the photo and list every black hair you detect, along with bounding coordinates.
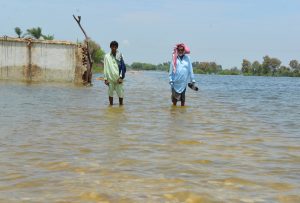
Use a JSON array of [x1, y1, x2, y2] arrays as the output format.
[[110, 41, 118, 48]]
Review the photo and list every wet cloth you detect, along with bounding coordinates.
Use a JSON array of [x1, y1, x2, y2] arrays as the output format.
[[169, 55, 195, 94], [108, 81, 124, 98], [172, 88, 186, 103]]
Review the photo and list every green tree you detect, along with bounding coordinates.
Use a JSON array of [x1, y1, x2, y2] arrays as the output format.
[[208, 62, 222, 73], [218, 67, 240, 75], [131, 63, 139, 70], [157, 62, 170, 71], [198, 62, 210, 73], [251, 61, 262, 75], [241, 59, 252, 75], [94, 49, 105, 64], [277, 66, 291, 77], [200, 62, 208, 73], [85, 39, 105, 64], [269, 57, 281, 75], [192, 62, 200, 68], [289, 60, 300, 71], [26, 27, 42, 39], [42, 34, 54, 40], [262, 56, 272, 75], [193, 61, 222, 74], [131, 62, 156, 70], [231, 67, 240, 74], [289, 60, 300, 77], [14, 27, 23, 38]]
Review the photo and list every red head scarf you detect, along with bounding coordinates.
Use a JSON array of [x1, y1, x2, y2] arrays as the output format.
[[172, 43, 190, 73]]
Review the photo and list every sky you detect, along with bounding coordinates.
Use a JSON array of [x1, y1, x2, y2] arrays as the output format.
[[1, 0, 300, 68]]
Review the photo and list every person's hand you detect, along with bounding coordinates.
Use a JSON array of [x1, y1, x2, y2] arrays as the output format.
[[169, 81, 174, 87], [104, 80, 109, 86], [188, 81, 199, 91], [117, 78, 123, 84]]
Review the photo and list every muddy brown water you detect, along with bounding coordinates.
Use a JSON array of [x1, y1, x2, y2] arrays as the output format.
[[0, 71, 299, 202]]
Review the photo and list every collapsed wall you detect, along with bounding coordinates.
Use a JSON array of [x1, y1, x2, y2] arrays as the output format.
[[0, 37, 87, 83]]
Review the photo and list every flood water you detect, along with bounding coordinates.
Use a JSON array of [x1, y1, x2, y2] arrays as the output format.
[[0, 71, 300, 203]]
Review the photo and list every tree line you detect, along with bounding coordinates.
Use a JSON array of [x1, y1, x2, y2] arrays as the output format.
[[130, 62, 170, 71], [127, 56, 300, 77], [128, 61, 240, 75], [14, 27, 54, 40], [241, 56, 300, 77]]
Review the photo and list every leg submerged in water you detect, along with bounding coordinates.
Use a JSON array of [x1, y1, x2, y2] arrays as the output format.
[[119, 97, 123, 105], [181, 89, 186, 106], [172, 97, 177, 106], [109, 97, 113, 105], [171, 88, 186, 106], [171, 88, 177, 106]]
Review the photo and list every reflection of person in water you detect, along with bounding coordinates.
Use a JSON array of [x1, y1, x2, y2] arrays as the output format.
[[169, 43, 196, 106]]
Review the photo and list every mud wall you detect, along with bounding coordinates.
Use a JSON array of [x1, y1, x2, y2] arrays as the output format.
[[0, 37, 85, 83]]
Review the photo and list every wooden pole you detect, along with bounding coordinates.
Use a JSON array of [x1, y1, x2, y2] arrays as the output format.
[[73, 15, 93, 84]]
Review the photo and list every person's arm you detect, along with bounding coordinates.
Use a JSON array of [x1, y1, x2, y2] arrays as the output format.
[[169, 59, 174, 85], [188, 56, 196, 83], [103, 55, 109, 85]]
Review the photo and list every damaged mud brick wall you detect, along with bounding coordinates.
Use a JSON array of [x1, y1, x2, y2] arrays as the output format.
[[79, 45, 92, 83], [74, 44, 90, 84], [0, 37, 86, 83]]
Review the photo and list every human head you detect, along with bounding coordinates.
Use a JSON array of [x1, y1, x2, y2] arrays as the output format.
[[177, 45, 185, 56], [110, 41, 118, 54], [175, 43, 190, 54]]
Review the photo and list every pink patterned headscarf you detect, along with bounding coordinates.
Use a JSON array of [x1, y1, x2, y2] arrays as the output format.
[[172, 43, 190, 73]]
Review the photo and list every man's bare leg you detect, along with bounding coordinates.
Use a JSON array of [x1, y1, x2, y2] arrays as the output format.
[[119, 97, 123, 105], [109, 97, 113, 105], [172, 98, 177, 106]]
